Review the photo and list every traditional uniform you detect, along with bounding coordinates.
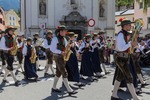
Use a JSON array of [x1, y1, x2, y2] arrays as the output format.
[[33, 33, 43, 70], [65, 32, 85, 87], [15, 32, 24, 75], [90, 34, 102, 76], [1, 27, 19, 86], [79, 34, 95, 81], [22, 37, 38, 80], [0, 31, 6, 75], [51, 26, 77, 95], [43, 30, 55, 77]]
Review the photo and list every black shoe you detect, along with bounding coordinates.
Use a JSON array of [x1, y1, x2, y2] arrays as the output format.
[[105, 71, 111, 75], [15, 70, 19, 75], [141, 83, 149, 88], [37, 68, 42, 71], [15, 81, 20, 86], [51, 74, 55, 77], [136, 90, 142, 95], [75, 83, 86, 88], [44, 73, 50, 77], [0, 72, 4, 75], [2, 79, 9, 83], [92, 77, 98, 81], [51, 88, 61, 93], [68, 90, 78, 96], [111, 96, 123, 100]]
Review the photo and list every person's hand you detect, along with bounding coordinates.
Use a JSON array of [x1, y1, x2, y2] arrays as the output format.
[[86, 43, 90, 47], [9, 47, 14, 51], [131, 41, 138, 47], [61, 51, 66, 56]]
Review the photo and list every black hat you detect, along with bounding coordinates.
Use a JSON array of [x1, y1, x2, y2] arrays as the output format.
[[5, 27, 17, 33], [27, 37, 32, 42], [33, 33, 39, 37], [85, 34, 91, 39], [67, 32, 75, 37], [55, 25, 67, 35], [47, 30, 53, 35], [0, 31, 5, 34], [117, 19, 134, 27], [98, 30, 105, 35], [92, 33, 98, 36]]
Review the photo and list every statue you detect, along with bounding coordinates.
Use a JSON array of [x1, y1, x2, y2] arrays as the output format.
[[39, 0, 46, 15], [99, 0, 105, 17], [70, 0, 76, 5]]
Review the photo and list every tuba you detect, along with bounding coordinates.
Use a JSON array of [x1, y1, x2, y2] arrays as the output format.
[[64, 40, 72, 61], [10, 35, 18, 56], [130, 19, 144, 54]]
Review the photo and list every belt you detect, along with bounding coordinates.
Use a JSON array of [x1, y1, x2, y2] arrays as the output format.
[[116, 52, 129, 58], [53, 53, 62, 56]]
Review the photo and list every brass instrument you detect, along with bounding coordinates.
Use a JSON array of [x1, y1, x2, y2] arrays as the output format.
[[64, 40, 72, 61], [30, 47, 37, 64], [10, 35, 18, 56], [130, 19, 144, 54], [30, 39, 44, 63]]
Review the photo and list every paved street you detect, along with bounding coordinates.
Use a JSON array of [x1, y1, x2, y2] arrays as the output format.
[[0, 60, 150, 100]]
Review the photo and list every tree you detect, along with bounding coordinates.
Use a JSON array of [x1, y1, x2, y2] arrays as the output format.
[[136, 0, 150, 13], [116, 0, 134, 10]]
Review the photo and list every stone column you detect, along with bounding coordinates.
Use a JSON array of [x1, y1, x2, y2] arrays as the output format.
[[20, 0, 25, 32]]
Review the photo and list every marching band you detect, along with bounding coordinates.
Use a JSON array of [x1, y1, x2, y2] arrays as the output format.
[[0, 22, 149, 99]]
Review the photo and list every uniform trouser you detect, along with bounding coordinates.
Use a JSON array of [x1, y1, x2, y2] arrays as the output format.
[[17, 50, 23, 64], [98, 49, 105, 63], [0, 50, 6, 65], [45, 49, 53, 64], [53, 54, 68, 78], [5, 53, 14, 71], [115, 55, 133, 83], [131, 53, 142, 74]]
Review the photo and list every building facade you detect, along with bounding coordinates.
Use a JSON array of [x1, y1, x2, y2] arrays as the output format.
[[134, 1, 150, 37], [5, 9, 20, 29], [21, 0, 115, 39], [0, 7, 5, 31]]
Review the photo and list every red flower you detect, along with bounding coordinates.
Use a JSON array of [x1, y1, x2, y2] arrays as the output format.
[[119, 18, 123, 22], [57, 26, 60, 29]]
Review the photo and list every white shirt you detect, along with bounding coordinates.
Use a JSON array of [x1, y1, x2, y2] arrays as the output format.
[[50, 37, 67, 54], [78, 41, 92, 53], [0, 36, 10, 51], [43, 39, 51, 49], [22, 45, 36, 56], [116, 32, 131, 52], [16, 39, 24, 48], [33, 38, 43, 47]]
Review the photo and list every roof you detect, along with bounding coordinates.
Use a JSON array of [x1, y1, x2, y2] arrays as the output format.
[[115, 9, 134, 16]]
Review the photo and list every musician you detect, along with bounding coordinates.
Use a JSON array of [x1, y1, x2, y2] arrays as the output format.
[[90, 33, 103, 77], [0, 31, 6, 75], [132, 41, 148, 88], [98, 31, 109, 74], [33, 33, 42, 71], [79, 34, 97, 81], [65, 32, 85, 87], [111, 19, 139, 100], [43, 30, 55, 77], [22, 37, 38, 81], [50, 25, 77, 95], [15, 32, 24, 75], [1, 27, 20, 86]]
